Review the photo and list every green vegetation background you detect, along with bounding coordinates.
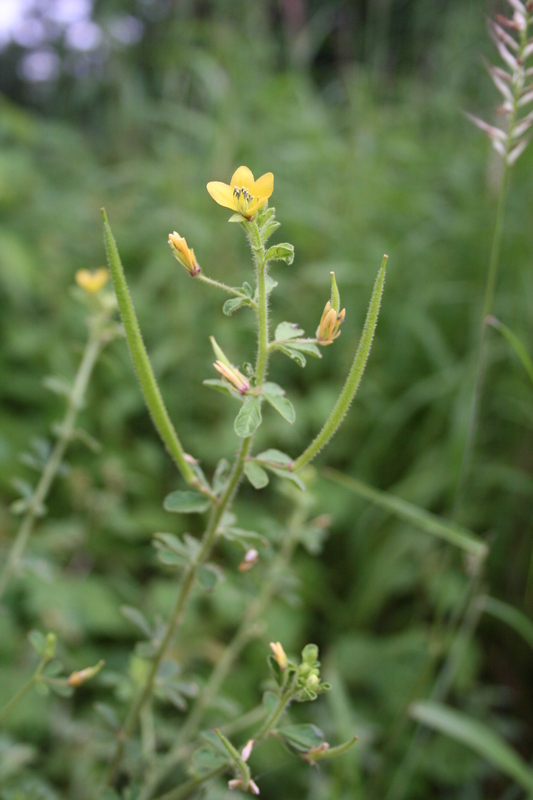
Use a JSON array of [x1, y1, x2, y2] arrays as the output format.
[[0, 1, 532, 798]]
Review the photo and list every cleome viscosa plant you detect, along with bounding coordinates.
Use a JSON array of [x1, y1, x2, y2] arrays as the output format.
[[99, 165, 387, 797]]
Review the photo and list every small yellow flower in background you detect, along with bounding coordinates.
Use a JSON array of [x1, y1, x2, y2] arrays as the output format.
[[214, 361, 250, 395], [168, 231, 201, 276], [269, 641, 288, 670], [207, 166, 274, 219], [316, 301, 345, 345], [75, 268, 109, 294]]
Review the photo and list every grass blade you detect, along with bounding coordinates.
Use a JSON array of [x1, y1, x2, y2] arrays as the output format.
[[325, 469, 487, 557], [411, 701, 533, 793]]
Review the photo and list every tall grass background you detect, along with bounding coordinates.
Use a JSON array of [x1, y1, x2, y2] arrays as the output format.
[[0, 1, 532, 798]]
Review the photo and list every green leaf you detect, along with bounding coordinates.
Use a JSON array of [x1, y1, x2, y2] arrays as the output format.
[[42, 376, 72, 397], [120, 606, 153, 638], [275, 322, 304, 341], [202, 379, 239, 399], [411, 701, 533, 792], [256, 449, 293, 466], [263, 389, 296, 424], [487, 317, 533, 384], [264, 275, 278, 295], [261, 220, 281, 242], [265, 243, 295, 265], [241, 282, 253, 297], [28, 630, 47, 656], [244, 461, 270, 489], [213, 458, 231, 494], [221, 527, 269, 549], [278, 724, 324, 752], [223, 297, 250, 316], [480, 596, 533, 650], [262, 690, 278, 713], [288, 341, 322, 358], [267, 466, 306, 491], [228, 213, 246, 223], [324, 470, 488, 557], [94, 702, 120, 730], [47, 681, 74, 698], [234, 397, 262, 438], [197, 563, 223, 591], [278, 345, 307, 367], [163, 491, 210, 514], [192, 746, 229, 775], [261, 381, 284, 395]]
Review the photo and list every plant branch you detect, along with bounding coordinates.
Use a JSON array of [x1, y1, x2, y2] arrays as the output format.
[[0, 311, 110, 600], [101, 209, 202, 491], [292, 255, 387, 471]]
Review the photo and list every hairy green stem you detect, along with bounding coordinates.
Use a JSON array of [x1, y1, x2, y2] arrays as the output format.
[[251, 222, 269, 385], [292, 256, 387, 471], [101, 209, 200, 490], [0, 313, 109, 600], [139, 514, 301, 800], [254, 684, 295, 741], [105, 213, 273, 786], [104, 437, 251, 785], [197, 273, 256, 307]]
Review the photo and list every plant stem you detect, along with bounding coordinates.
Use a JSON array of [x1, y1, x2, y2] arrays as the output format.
[[196, 273, 256, 307], [101, 209, 201, 490], [0, 654, 48, 724], [292, 256, 387, 471], [105, 213, 273, 787], [452, 7, 532, 515], [139, 514, 301, 800], [154, 765, 227, 800], [104, 437, 251, 785], [254, 684, 295, 741], [251, 221, 269, 386], [452, 164, 510, 517], [0, 314, 109, 601]]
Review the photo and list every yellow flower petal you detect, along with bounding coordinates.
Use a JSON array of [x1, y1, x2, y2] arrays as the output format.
[[230, 165, 255, 189], [254, 171, 274, 200], [206, 181, 235, 210]]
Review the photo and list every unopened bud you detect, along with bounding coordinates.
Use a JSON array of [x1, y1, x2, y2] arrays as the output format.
[[316, 301, 345, 345], [214, 361, 250, 395], [67, 660, 105, 687], [269, 641, 288, 670], [168, 231, 201, 276], [238, 548, 259, 571]]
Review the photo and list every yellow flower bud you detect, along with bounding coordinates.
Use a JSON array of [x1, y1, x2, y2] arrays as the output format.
[[269, 641, 288, 670], [67, 660, 105, 687], [316, 301, 345, 345], [168, 231, 201, 276], [75, 268, 110, 294], [213, 361, 250, 395]]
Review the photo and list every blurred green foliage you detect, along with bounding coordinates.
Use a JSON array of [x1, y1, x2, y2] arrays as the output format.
[[0, 1, 532, 798]]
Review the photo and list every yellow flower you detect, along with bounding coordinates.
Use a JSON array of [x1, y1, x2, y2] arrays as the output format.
[[75, 268, 109, 294], [316, 301, 345, 345], [213, 361, 250, 395], [168, 231, 201, 276], [207, 166, 274, 219]]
